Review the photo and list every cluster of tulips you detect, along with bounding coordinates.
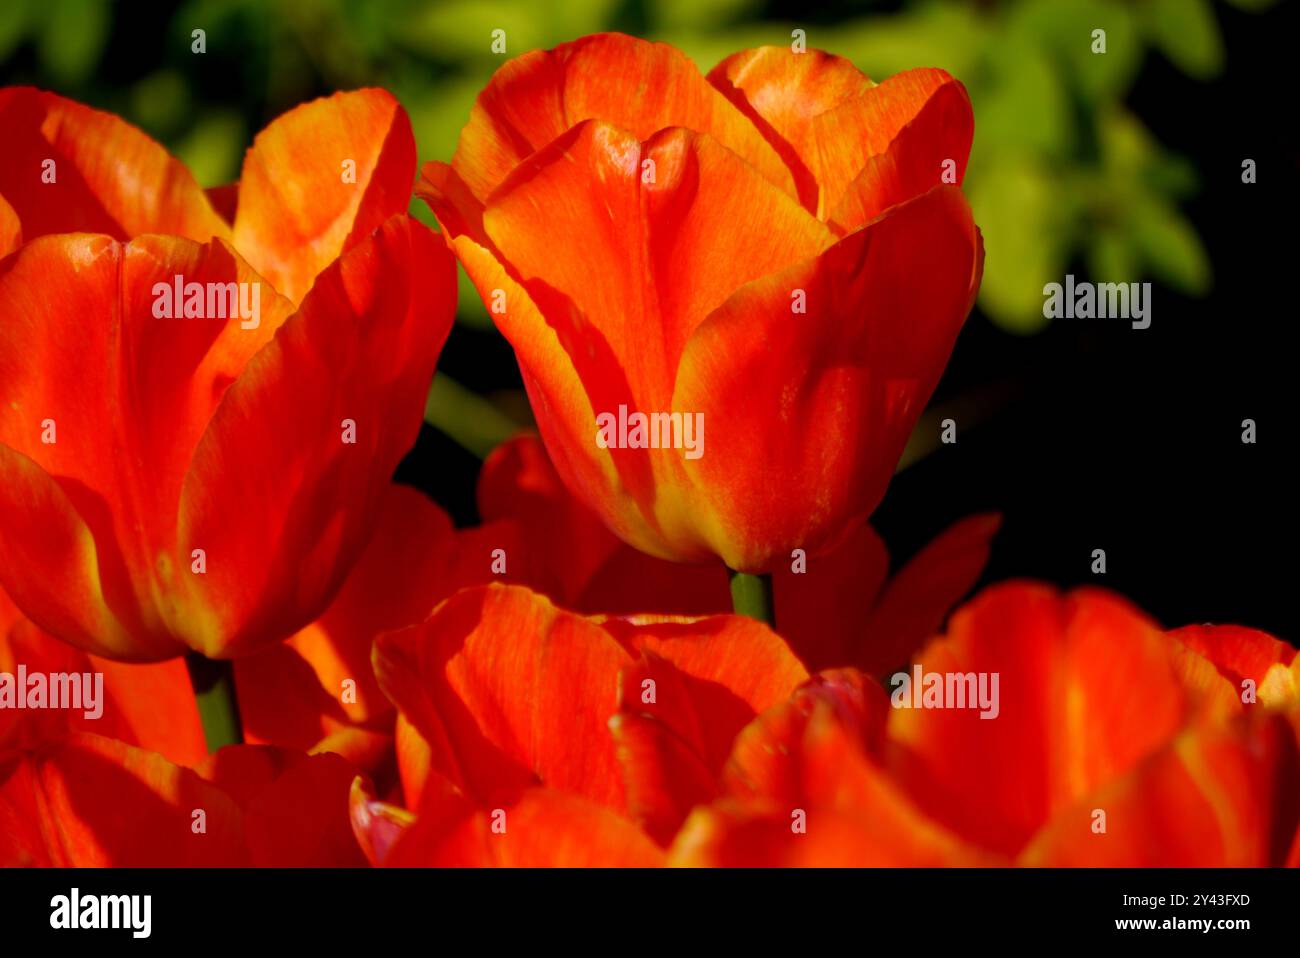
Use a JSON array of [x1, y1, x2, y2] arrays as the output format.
[[1, 34, 1296, 867]]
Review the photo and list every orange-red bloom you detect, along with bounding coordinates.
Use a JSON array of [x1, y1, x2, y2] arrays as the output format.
[[352, 583, 809, 865], [0, 88, 456, 660], [673, 584, 1300, 866], [420, 34, 983, 572], [347, 578, 1298, 868], [1, 732, 367, 866]]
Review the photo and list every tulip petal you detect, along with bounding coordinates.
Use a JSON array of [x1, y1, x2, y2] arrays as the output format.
[[477, 425, 732, 616], [477, 434, 624, 604], [670, 675, 983, 866], [485, 120, 833, 411], [858, 512, 1000, 674], [373, 585, 634, 811], [235, 484, 510, 758], [1167, 625, 1300, 710], [476, 121, 836, 560], [232, 88, 417, 303], [0, 733, 245, 866], [888, 584, 1190, 858], [177, 215, 455, 656], [386, 786, 664, 867], [704, 64, 968, 219], [707, 46, 875, 211], [0, 443, 140, 655], [452, 33, 796, 203], [196, 746, 369, 866], [606, 615, 809, 842], [827, 78, 973, 233], [0, 586, 205, 765], [0, 87, 229, 243], [418, 163, 643, 552], [1020, 717, 1300, 866], [772, 521, 890, 670], [0, 194, 19, 257], [236, 484, 461, 749], [0, 233, 296, 657], [672, 186, 981, 571]]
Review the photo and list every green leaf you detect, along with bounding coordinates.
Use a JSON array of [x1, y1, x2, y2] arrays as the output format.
[[1087, 227, 1139, 285], [37, 0, 109, 85], [1142, 0, 1223, 79], [967, 156, 1072, 335], [974, 36, 1074, 160], [1130, 196, 1211, 295], [1008, 0, 1142, 104]]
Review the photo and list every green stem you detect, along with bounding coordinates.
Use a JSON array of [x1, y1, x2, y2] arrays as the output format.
[[423, 374, 521, 459], [728, 569, 775, 627], [185, 653, 243, 752]]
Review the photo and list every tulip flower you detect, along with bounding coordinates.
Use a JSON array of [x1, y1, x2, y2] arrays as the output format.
[[419, 33, 982, 575], [1, 732, 368, 866], [351, 582, 810, 864], [0, 88, 456, 662], [672, 583, 1300, 866]]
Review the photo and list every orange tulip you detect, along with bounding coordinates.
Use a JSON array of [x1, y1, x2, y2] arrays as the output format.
[[1, 732, 368, 866], [351, 583, 810, 865], [419, 34, 982, 572], [0, 88, 456, 660], [672, 583, 1300, 866]]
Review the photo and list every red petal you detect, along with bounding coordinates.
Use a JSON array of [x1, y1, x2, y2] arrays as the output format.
[[705, 64, 968, 219], [1021, 716, 1300, 866], [386, 786, 664, 867], [828, 79, 974, 233], [772, 521, 890, 670], [477, 434, 624, 604], [478, 434, 730, 615], [0, 233, 294, 658], [0, 87, 229, 242], [232, 89, 416, 303], [858, 512, 1001, 674], [0, 733, 245, 866], [671, 674, 982, 866], [1168, 624, 1299, 710], [0, 194, 19, 257], [197, 746, 369, 866], [177, 215, 455, 657], [451, 33, 795, 202], [605, 615, 809, 842], [235, 484, 466, 750], [672, 187, 982, 571], [0, 585, 203, 765], [373, 585, 633, 811], [707, 46, 875, 211], [888, 583, 1190, 858]]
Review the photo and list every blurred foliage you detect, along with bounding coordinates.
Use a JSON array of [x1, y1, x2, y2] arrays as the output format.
[[0, 0, 1273, 333]]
